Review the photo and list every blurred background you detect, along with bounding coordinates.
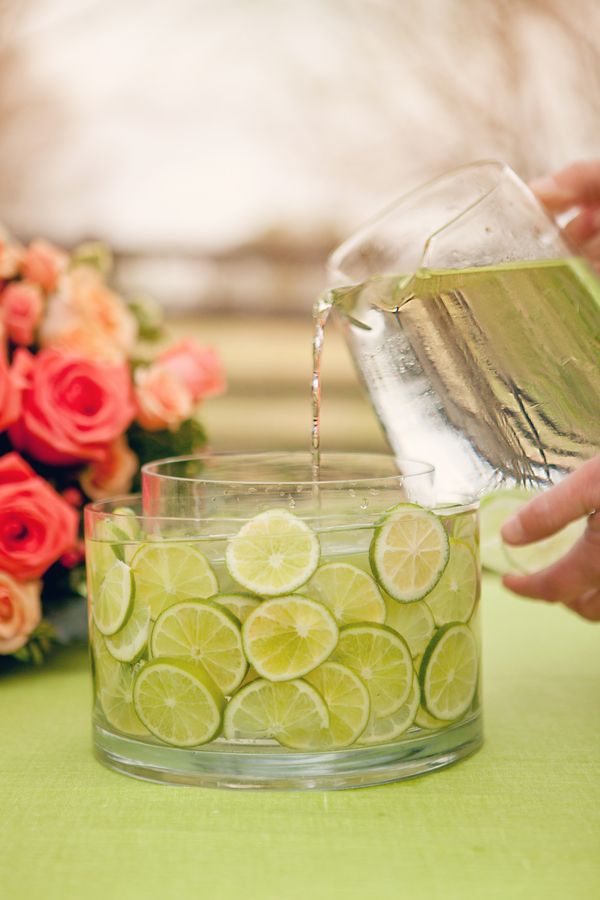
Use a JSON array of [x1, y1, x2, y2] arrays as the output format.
[[1, 0, 600, 451]]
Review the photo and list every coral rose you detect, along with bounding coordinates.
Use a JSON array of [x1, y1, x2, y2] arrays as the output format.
[[39, 265, 137, 362], [158, 340, 226, 402], [20, 239, 68, 294], [0, 452, 79, 580], [0, 571, 41, 655], [80, 436, 138, 500], [1, 281, 44, 345], [134, 363, 194, 431], [0, 343, 22, 431], [9, 349, 136, 465]]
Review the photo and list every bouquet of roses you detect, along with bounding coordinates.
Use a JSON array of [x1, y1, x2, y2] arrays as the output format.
[[0, 236, 225, 665]]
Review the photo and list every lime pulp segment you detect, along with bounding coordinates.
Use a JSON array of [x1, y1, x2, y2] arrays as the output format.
[[424, 539, 478, 625], [304, 661, 371, 748], [358, 672, 420, 745], [479, 489, 532, 574], [93, 560, 134, 636], [304, 562, 386, 625], [104, 600, 151, 663], [131, 542, 218, 619], [99, 662, 148, 736], [212, 593, 261, 623], [419, 623, 478, 721], [384, 596, 435, 657]]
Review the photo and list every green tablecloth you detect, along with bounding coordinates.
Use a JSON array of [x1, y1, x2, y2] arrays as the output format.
[[1, 575, 598, 900]]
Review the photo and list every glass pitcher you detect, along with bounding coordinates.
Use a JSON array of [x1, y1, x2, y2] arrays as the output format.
[[327, 160, 600, 496]]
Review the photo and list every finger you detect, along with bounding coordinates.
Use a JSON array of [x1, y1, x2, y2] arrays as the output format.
[[530, 160, 600, 212], [562, 206, 600, 245], [501, 457, 600, 545], [568, 589, 600, 622], [580, 230, 600, 270]]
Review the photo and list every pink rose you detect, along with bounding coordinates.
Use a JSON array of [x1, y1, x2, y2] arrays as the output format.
[[0, 241, 23, 280], [0, 343, 22, 432], [80, 436, 138, 500], [0, 452, 79, 580], [20, 239, 68, 293], [1, 281, 44, 345], [0, 571, 41, 655], [9, 349, 136, 465], [39, 265, 137, 362], [158, 340, 226, 401], [134, 363, 194, 431]]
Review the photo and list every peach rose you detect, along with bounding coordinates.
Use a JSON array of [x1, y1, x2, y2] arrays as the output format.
[[158, 340, 226, 401], [20, 239, 68, 293], [40, 265, 137, 362], [80, 436, 139, 500], [0, 571, 41, 655], [134, 363, 194, 431], [1, 281, 44, 345], [0, 241, 23, 280], [0, 342, 22, 431]]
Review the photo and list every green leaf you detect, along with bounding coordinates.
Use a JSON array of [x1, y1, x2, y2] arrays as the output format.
[[127, 418, 207, 491]]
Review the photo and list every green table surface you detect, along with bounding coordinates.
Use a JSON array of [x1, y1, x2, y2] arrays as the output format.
[[1, 575, 599, 900]]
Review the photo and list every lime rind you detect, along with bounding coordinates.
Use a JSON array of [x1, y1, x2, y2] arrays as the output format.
[[304, 661, 371, 748], [93, 560, 135, 636], [424, 539, 479, 626], [150, 599, 247, 694], [370, 503, 450, 602], [226, 509, 320, 596], [212, 593, 261, 624], [242, 594, 338, 682], [304, 562, 386, 625], [105, 601, 151, 663], [131, 542, 218, 619], [133, 657, 224, 747], [419, 623, 478, 721]]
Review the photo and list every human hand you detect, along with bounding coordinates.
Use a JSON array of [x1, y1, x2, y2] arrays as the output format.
[[531, 160, 600, 273], [501, 456, 600, 621]]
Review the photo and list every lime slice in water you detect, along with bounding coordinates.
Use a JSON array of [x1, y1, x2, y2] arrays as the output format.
[[358, 672, 420, 746], [131, 542, 218, 619], [419, 623, 478, 721], [370, 504, 449, 602], [226, 509, 320, 596], [479, 489, 532, 574], [104, 601, 151, 663], [90, 624, 120, 690], [304, 561, 386, 625], [212, 593, 261, 624], [242, 595, 338, 681], [424, 540, 478, 625], [384, 596, 435, 657], [414, 704, 447, 731], [100, 661, 148, 736], [332, 623, 413, 717], [223, 678, 329, 749], [304, 661, 370, 748], [133, 657, 224, 747], [150, 599, 247, 694], [451, 511, 478, 544], [93, 560, 134, 636]]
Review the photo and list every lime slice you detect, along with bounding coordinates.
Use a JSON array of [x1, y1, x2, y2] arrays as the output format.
[[226, 509, 319, 596], [358, 672, 420, 746], [419, 623, 478, 721], [503, 517, 585, 574], [304, 562, 386, 625], [242, 595, 338, 681], [90, 624, 120, 690], [424, 540, 478, 625], [93, 560, 134, 636], [304, 661, 370, 748], [99, 662, 148, 736], [223, 678, 329, 749], [479, 489, 532, 574], [332, 623, 413, 717], [212, 593, 261, 624], [86, 538, 125, 596], [150, 600, 247, 694], [105, 601, 151, 662], [384, 596, 435, 657], [131, 542, 218, 619], [133, 657, 224, 747], [370, 504, 449, 602], [415, 705, 447, 730]]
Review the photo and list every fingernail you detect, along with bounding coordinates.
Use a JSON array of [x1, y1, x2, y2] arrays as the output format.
[[501, 514, 525, 544]]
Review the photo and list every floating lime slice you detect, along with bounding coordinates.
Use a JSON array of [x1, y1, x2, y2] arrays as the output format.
[[332, 623, 413, 717], [99, 661, 148, 736], [358, 672, 420, 746], [133, 657, 224, 747], [150, 599, 247, 694], [479, 489, 532, 574], [223, 678, 329, 749], [304, 661, 370, 748], [451, 510, 478, 544], [370, 504, 449, 602], [105, 601, 151, 663], [90, 624, 120, 690], [304, 561, 385, 625], [242, 595, 338, 681], [384, 596, 435, 657], [212, 593, 261, 624], [93, 560, 134, 636], [131, 542, 218, 619], [419, 623, 478, 721], [414, 705, 447, 730], [503, 518, 585, 574], [226, 509, 320, 596], [424, 540, 478, 625]]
